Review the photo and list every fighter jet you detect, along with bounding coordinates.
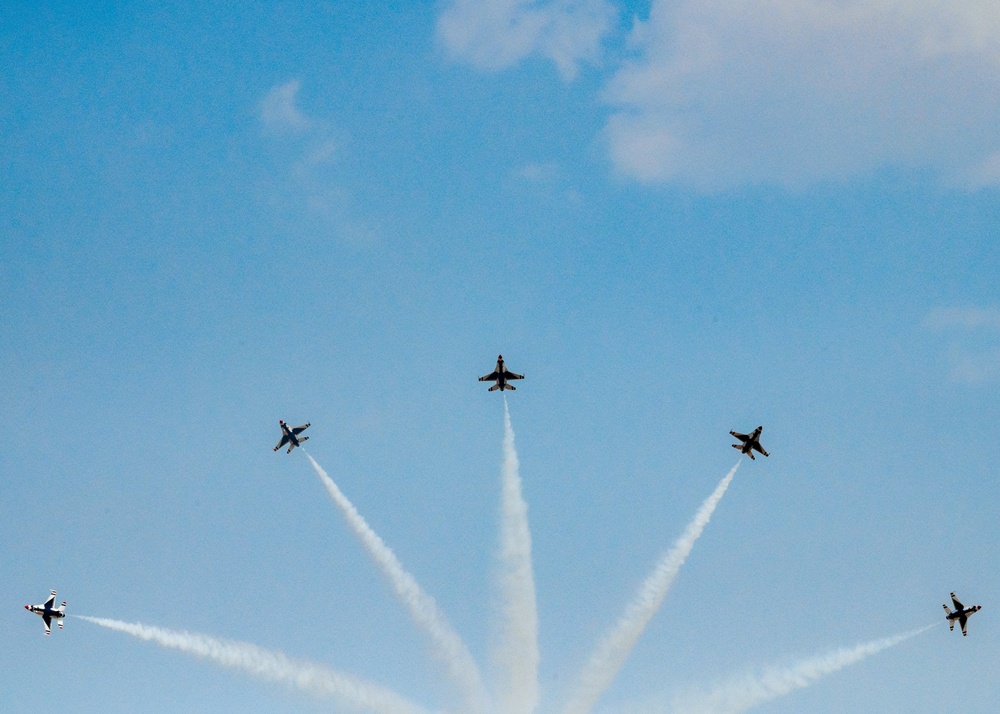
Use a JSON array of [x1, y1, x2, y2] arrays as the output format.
[[730, 426, 769, 460], [25, 590, 66, 635], [479, 355, 524, 392], [943, 592, 982, 636], [274, 420, 311, 454]]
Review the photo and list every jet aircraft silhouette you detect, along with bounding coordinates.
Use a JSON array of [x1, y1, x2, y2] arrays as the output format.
[[479, 355, 524, 392], [730, 426, 769, 460], [25, 590, 66, 635], [944, 592, 982, 636], [274, 420, 311, 454]]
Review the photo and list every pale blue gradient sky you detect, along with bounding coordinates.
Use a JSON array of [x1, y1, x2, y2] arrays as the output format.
[[2, 2, 997, 713]]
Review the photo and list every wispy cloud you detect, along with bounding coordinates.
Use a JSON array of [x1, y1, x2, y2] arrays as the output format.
[[923, 306, 1000, 331], [437, 0, 617, 80], [603, 0, 1000, 188], [259, 79, 314, 133], [924, 306, 1000, 383], [256, 79, 364, 236], [516, 161, 560, 182], [258, 79, 338, 165], [947, 347, 1000, 384]]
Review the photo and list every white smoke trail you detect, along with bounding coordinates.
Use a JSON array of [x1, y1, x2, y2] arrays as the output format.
[[666, 623, 938, 714], [562, 462, 742, 714], [76, 615, 430, 714], [305, 453, 488, 714], [494, 398, 540, 714]]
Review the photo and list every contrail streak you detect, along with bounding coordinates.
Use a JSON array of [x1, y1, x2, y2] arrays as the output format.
[[494, 398, 539, 714], [305, 453, 488, 714], [76, 615, 430, 714], [666, 623, 939, 714], [562, 462, 742, 714]]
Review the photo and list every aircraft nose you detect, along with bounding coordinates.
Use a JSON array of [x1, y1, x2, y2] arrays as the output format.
[[24, 605, 29, 610]]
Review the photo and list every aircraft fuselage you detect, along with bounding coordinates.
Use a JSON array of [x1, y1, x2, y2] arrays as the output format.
[[280, 422, 301, 447], [25, 604, 64, 620], [24, 591, 67, 634]]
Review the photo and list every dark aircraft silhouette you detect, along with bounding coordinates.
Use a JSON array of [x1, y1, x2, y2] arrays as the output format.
[[274, 420, 310, 454], [25, 590, 66, 635], [943, 592, 982, 636], [479, 355, 524, 392], [730, 426, 769, 460]]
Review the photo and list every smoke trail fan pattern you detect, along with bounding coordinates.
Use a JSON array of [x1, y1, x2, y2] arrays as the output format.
[[75, 407, 936, 714]]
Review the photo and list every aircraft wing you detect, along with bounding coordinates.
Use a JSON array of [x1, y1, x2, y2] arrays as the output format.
[[505, 371, 524, 380], [952, 594, 965, 610], [479, 371, 499, 382], [730, 431, 749, 442], [43, 614, 52, 635], [43, 591, 56, 609], [274, 434, 290, 451], [291, 423, 310, 435], [959, 615, 968, 636]]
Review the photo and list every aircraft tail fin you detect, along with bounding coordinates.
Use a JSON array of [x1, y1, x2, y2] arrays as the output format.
[[943, 603, 952, 616], [488, 384, 500, 392], [504, 383, 516, 391], [56, 602, 66, 614]]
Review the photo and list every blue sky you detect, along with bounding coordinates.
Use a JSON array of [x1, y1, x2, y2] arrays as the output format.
[[2, 2, 997, 713]]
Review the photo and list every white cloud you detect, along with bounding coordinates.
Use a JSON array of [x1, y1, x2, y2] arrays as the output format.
[[925, 307, 1000, 384], [948, 347, 1000, 384], [259, 79, 313, 133], [437, 0, 617, 80], [306, 138, 338, 165], [924, 306, 1000, 331], [257, 80, 338, 169], [516, 161, 560, 181], [971, 151, 1000, 188], [603, 0, 1000, 188]]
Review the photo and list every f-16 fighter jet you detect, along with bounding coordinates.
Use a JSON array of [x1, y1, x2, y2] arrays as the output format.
[[943, 592, 982, 636], [730, 426, 769, 460], [479, 354, 524, 392], [274, 420, 311, 454], [25, 590, 66, 635]]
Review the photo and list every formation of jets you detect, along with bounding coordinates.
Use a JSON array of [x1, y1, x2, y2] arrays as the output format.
[[27, 354, 984, 642], [25, 590, 66, 635]]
